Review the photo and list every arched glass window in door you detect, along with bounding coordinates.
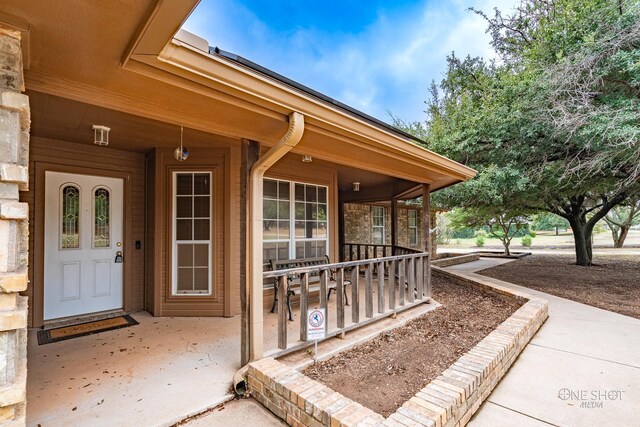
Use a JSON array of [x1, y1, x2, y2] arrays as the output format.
[[94, 187, 110, 248], [61, 185, 80, 249]]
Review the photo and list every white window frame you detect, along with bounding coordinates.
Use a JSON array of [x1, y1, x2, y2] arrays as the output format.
[[408, 209, 419, 246], [372, 206, 385, 244], [262, 178, 330, 270], [171, 171, 213, 296]]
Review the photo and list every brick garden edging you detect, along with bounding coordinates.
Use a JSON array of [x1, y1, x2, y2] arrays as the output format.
[[247, 269, 548, 427], [431, 254, 480, 268]]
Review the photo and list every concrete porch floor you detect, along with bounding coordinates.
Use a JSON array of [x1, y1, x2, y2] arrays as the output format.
[[27, 312, 241, 427], [27, 283, 436, 427]]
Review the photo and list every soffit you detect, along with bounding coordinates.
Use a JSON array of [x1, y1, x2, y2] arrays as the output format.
[[28, 90, 238, 152]]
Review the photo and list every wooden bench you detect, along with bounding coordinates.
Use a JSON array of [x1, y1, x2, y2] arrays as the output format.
[[269, 256, 351, 321]]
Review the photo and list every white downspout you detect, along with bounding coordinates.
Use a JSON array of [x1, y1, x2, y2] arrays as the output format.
[[249, 111, 304, 361]]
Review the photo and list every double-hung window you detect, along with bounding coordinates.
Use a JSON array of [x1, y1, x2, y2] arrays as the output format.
[[263, 179, 328, 278], [408, 209, 419, 246], [172, 172, 212, 295], [372, 206, 385, 244]]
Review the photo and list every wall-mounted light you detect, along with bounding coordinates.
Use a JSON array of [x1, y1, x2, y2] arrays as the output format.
[[92, 125, 110, 146], [302, 155, 313, 163], [174, 125, 189, 161], [353, 181, 360, 192]]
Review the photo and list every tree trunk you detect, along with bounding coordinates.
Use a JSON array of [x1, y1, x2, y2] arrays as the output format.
[[551, 193, 627, 267], [569, 218, 591, 266], [503, 241, 511, 256], [555, 226, 559, 236], [615, 226, 630, 248], [609, 226, 620, 247], [586, 228, 593, 262]]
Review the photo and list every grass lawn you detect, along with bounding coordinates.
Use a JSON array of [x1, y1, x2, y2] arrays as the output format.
[[440, 229, 640, 250], [478, 254, 640, 319]]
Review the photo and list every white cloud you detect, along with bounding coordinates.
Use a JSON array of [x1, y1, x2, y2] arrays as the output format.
[[183, 0, 520, 123]]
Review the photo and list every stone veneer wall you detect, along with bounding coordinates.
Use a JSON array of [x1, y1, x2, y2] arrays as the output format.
[[247, 268, 548, 427], [0, 27, 29, 426]]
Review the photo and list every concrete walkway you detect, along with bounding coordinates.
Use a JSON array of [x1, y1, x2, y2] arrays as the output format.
[[446, 258, 640, 427]]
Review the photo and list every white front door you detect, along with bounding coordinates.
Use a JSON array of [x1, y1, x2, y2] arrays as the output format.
[[44, 171, 124, 320]]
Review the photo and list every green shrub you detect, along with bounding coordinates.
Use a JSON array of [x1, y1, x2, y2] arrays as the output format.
[[521, 234, 533, 247], [475, 230, 486, 247], [451, 228, 476, 239], [529, 230, 537, 238]]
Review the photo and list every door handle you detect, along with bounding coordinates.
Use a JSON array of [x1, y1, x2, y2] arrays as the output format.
[[115, 251, 123, 263]]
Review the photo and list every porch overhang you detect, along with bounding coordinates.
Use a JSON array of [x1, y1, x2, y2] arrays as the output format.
[[2, 0, 478, 367], [1, 0, 476, 189], [131, 28, 477, 189]]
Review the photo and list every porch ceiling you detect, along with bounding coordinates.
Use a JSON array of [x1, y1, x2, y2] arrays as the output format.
[[29, 91, 441, 195], [28, 91, 239, 152], [337, 167, 421, 202]]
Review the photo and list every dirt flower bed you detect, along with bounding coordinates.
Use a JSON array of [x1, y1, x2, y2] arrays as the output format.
[[302, 274, 524, 417], [479, 254, 640, 319]]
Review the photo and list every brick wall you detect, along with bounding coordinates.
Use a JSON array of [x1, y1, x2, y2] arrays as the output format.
[[343, 203, 424, 250], [0, 26, 28, 426], [247, 359, 384, 427]]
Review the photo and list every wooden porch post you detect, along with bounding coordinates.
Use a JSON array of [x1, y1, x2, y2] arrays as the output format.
[[422, 185, 431, 253], [422, 184, 431, 296], [338, 201, 345, 261], [391, 198, 398, 255], [240, 139, 260, 366]]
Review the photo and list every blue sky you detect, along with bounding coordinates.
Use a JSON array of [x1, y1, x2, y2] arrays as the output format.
[[183, 0, 517, 124]]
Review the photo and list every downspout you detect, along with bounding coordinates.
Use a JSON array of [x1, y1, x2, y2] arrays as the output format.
[[248, 111, 304, 362]]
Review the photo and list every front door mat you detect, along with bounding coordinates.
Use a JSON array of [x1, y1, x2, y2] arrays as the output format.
[[37, 314, 138, 345]]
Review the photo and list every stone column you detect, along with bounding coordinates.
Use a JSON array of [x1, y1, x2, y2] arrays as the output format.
[[0, 26, 29, 426]]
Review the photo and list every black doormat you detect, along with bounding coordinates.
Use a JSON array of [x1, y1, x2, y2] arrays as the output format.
[[37, 314, 138, 345]]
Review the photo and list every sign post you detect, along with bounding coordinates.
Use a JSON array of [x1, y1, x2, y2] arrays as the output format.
[[307, 308, 326, 362]]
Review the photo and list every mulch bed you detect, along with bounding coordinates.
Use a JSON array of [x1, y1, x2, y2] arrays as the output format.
[[302, 275, 524, 417], [479, 254, 640, 319]]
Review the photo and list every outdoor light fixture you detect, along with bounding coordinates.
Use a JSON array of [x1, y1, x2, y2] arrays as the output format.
[[92, 125, 110, 146], [353, 181, 360, 192], [174, 125, 189, 161], [302, 155, 313, 163]]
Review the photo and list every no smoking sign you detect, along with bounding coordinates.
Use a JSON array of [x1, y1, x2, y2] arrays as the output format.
[[307, 308, 326, 341]]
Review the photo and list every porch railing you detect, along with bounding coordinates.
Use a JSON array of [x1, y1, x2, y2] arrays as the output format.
[[342, 243, 422, 261], [392, 245, 423, 255], [263, 252, 431, 356]]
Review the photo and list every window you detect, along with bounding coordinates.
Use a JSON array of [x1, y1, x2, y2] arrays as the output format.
[[408, 209, 419, 246], [263, 179, 291, 270], [93, 187, 110, 248], [61, 185, 80, 249], [263, 179, 328, 277], [172, 172, 212, 295], [372, 206, 385, 244]]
